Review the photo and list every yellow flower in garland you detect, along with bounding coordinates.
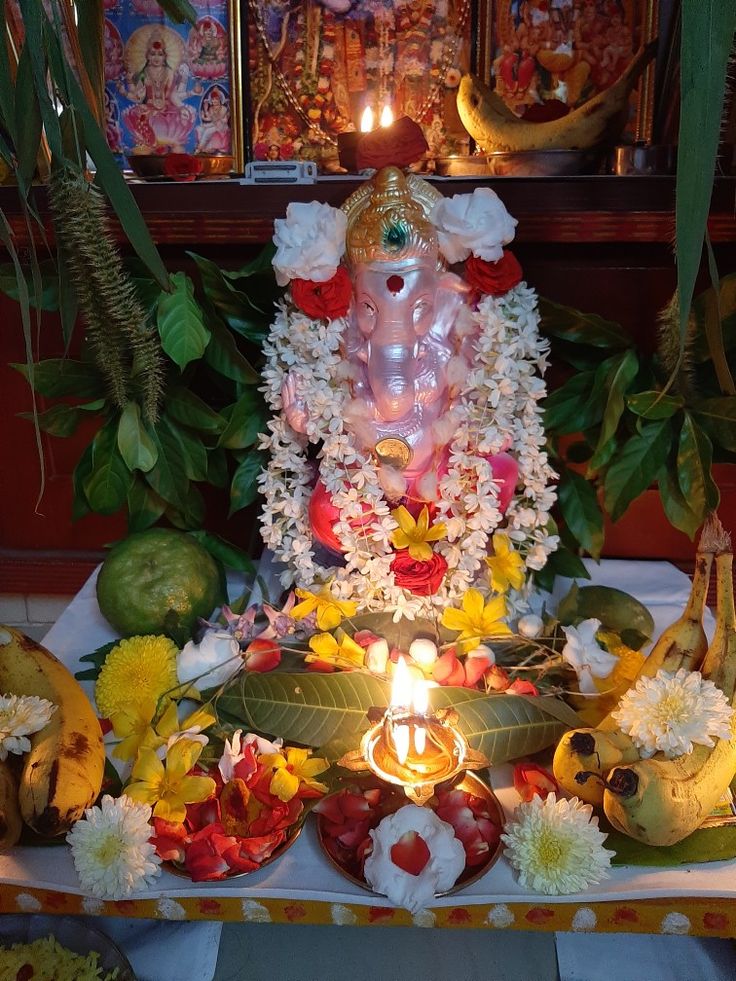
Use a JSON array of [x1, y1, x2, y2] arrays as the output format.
[[441, 588, 512, 647], [291, 585, 357, 631], [390, 505, 447, 561], [259, 747, 330, 802], [306, 630, 366, 670], [486, 533, 526, 594], [125, 738, 215, 824], [95, 635, 179, 720]]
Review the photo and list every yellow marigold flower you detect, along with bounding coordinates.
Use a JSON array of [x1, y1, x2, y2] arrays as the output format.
[[95, 635, 179, 720], [259, 747, 329, 802], [306, 630, 366, 670], [441, 588, 511, 647], [291, 585, 357, 630], [125, 738, 215, 824], [390, 505, 446, 561], [486, 533, 526, 594]]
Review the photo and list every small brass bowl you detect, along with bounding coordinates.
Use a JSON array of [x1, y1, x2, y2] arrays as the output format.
[[126, 154, 234, 180], [165, 822, 302, 880]]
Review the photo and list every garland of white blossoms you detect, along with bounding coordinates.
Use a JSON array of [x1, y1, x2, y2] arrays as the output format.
[[258, 189, 557, 615]]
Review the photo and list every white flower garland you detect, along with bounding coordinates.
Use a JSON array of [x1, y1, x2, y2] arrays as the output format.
[[258, 277, 557, 614]]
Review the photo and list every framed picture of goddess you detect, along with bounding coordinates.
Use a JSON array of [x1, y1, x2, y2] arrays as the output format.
[[102, 0, 244, 172]]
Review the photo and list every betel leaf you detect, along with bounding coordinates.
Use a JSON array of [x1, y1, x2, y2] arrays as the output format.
[[12, 359, 104, 398], [538, 298, 632, 350], [603, 419, 672, 523], [608, 826, 736, 867], [692, 396, 736, 453], [229, 449, 265, 515], [218, 388, 266, 449], [557, 467, 604, 559], [188, 530, 256, 574], [590, 349, 639, 467], [658, 465, 701, 540], [117, 402, 158, 473], [83, 419, 132, 515], [677, 411, 720, 515], [157, 271, 210, 371], [626, 390, 684, 420]]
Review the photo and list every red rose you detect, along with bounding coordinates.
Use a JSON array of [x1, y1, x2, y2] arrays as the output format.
[[391, 551, 448, 595], [162, 153, 204, 182], [465, 250, 523, 296], [291, 266, 352, 320], [355, 116, 429, 170]]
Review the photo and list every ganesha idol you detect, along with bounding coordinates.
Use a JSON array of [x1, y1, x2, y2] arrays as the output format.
[[279, 167, 519, 558]]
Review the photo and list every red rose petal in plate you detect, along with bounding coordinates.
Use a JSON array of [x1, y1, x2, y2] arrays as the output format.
[[354, 630, 381, 648], [244, 638, 282, 672], [390, 830, 431, 876], [307, 659, 337, 673], [464, 655, 491, 688], [513, 762, 559, 802], [432, 649, 466, 687], [185, 797, 221, 832], [507, 679, 539, 696], [336, 818, 372, 850]]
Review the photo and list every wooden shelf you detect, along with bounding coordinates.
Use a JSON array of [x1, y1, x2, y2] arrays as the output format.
[[3, 175, 736, 246]]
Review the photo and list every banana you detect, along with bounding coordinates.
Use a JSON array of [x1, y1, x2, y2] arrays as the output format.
[[0, 759, 22, 852], [0, 625, 105, 836], [603, 543, 736, 846], [457, 42, 657, 153], [554, 526, 716, 806]]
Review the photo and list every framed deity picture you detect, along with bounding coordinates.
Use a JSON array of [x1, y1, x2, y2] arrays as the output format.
[[475, 0, 658, 142], [245, 0, 475, 172], [102, 0, 244, 173]]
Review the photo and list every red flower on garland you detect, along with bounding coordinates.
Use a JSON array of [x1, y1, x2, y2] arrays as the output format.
[[465, 250, 523, 297], [162, 153, 204, 183], [291, 266, 352, 320], [390, 551, 448, 596]]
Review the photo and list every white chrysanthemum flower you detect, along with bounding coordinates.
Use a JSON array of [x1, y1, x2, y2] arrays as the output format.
[[67, 795, 161, 900], [501, 793, 613, 895], [612, 668, 734, 759], [0, 693, 55, 760]]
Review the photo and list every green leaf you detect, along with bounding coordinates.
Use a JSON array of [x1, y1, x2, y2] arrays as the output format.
[[603, 420, 672, 523], [543, 371, 597, 434], [57, 248, 79, 347], [203, 316, 260, 384], [12, 359, 104, 398], [693, 396, 736, 452], [127, 477, 167, 533], [658, 466, 701, 540], [71, 442, 94, 521], [532, 546, 590, 591], [18, 0, 62, 159], [188, 251, 271, 341], [84, 419, 132, 515], [156, 0, 197, 23], [12, 43, 42, 197], [538, 297, 632, 350], [165, 483, 206, 530], [626, 390, 684, 420], [557, 467, 604, 559], [0, 1, 17, 144], [226, 243, 277, 279], [188, 530, 256, 574], [691, 273, 736, 361], [557, 584, 655, 643], [117, 402, 158, 473], [677, 412, 720, 514], [218, 389, 266, 449], [591, 349, 639, 465], [145, 425, 191, 515], [166, 387, 225, 434], [608, 825, 736, 867], [207, 447, 229, 489], [157, 272, 210, 371], [74, 641, 118, 683], [160, 415, 208, 482], [229, 450, 264, 515], [19, 404, 82, 438]]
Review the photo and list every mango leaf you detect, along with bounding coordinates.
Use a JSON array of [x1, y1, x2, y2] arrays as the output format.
[[117, 402, 158, 473], [608, 826, 736, 867], [218, 389, 266, 449], [538, 298, 632, 349], [229, 449, 265, 515], [603, 419, 672, 523], [677, 411, 720, 514], [12, 359, 104, 398], [543, 371, 597, 434], [84, 419, 132, 515], [626, 390, 684, 420], [188, 530, 256, 574], [557, 467, 604, 559], [590, 349, 639, 466], [693, 396, 736, 452], [204, 316, 259, 384], [127, 477, 167, 533], [557, 584, 654, 643], [157, 272, 210, 370], [166, 387, 225, 434], [658, 465, 701, 540], [19, 403, 82, 438]]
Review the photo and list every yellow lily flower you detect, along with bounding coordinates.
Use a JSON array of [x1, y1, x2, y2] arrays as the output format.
[[306, 630, 366, 670], [441, 588, 511, 647], [156, 701, 217, 742], [291, 585, 358, 631], [259, 747, 330, 802], [125, 738, 215, 824], [486, 533, 526, 594], [390, 505, 446, 561], [110, 698, 165, 762]]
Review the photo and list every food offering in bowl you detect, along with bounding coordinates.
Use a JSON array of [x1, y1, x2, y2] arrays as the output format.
[[126, 153, 233, 181]]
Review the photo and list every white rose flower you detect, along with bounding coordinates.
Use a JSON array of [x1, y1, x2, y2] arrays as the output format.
[[561, 618, 617, 695], [272, 201, 347, 286], [431, 188, 517, 264], [178, 628, 242, 690]]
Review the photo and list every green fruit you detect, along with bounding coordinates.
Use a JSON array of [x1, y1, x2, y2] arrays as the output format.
[[96, 529, 224, 645]]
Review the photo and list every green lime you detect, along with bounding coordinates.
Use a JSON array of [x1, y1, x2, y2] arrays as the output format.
[[96, 529, 225, 645]]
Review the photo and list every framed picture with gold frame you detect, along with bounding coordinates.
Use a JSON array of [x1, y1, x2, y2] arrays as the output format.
[[102, 0, 244, 174], [475, 0, 658, 142]]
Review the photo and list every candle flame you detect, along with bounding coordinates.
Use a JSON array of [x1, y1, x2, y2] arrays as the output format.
[[360, 106, 374, 133], [380, 104, 394, 128], [390, 656, 412, 708], [394, 723, 411, 765]]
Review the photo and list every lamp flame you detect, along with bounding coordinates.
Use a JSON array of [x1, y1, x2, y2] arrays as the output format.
[[380, 104, 394, 127], [360, 106, 374, 133], [391, 656, 412, 708]]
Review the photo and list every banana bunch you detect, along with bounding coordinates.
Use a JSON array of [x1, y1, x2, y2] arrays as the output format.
[[456, 42, 656, 154], [553, 517, 719, 808], [0, 625, 105, 849]]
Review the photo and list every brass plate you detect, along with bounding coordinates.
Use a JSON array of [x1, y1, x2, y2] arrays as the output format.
[[126, 154, 234, 180], [165, 823, 301, 880], [316, 772, 504, 897]]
